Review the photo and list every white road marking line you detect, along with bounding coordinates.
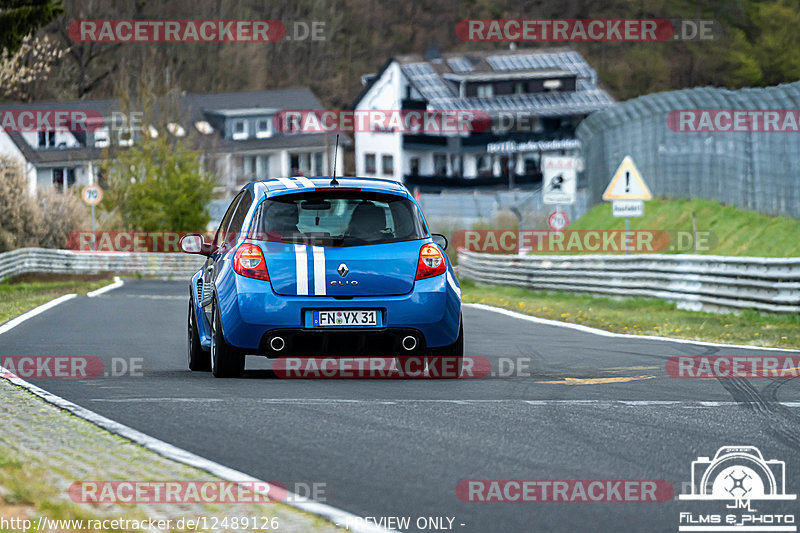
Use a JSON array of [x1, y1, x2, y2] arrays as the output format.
[[295, 244, 308, 295], [87, 276, 123, 297], [0, 294, 76, 335], [1, 375, 395, 533], [294, 176, 315, 188], [312, 246, 326, 296], [465, 303, 800, 353], [91, 398, 225, 403], [278, 177, 298, 188], [87, 398, 800, 408]]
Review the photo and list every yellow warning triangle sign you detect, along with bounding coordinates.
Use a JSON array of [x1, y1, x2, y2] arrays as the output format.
[[602, 156, 652, 200]]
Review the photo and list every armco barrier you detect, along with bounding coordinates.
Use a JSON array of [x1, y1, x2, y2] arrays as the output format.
[[0, 248, 205, 280], [458, 251, 800, 313]]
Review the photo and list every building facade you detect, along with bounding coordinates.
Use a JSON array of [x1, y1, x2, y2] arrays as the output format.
[[352, 47, 614, 189], [0, 88, 344, 197]]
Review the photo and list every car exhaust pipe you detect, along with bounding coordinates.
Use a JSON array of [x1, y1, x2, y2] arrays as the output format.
[[401, 335, 418, 352], [269, 336, 285, 352]]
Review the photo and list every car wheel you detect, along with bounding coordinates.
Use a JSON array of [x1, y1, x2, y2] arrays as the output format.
[[188, 294, 211, 371], [425, 316, 463, 379], [210, 299, 245, 378]]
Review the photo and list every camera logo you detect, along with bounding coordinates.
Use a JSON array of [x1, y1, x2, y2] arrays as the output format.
[[678, 446, 796, 532], [680, 446, 794, 502]]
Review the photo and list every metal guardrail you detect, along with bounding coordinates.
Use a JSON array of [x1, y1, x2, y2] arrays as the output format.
[[458, 251, 800, 313], [0, 248, 205, 280]]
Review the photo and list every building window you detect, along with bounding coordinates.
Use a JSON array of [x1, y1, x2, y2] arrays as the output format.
[[256, 119, 272, 139], [409, 157, 420, 176], [365, 153, 376, 174], [290, 154, 310, 176], [232, 119, 248, 140], [238, 156, 255, 180], [38, 131, 56, 148], [543, 79, 562, 91], [478, 155, 493, 177], [450, 155, 462, 177], [93, 128, 110, 148], [382, 155, 394, 175], [52, 168, 75, 191], [434, 154, 448, 175], [256, 155, 270, 179], [476, 84, 494, 98], [118, 127, 133, 147], [514, 82, 526, 95], [314, 152, 324, 175]]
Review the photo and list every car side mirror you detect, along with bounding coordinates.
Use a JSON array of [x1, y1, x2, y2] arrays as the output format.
[[431, 233, 448, 250], [180, 234, 212, 256]]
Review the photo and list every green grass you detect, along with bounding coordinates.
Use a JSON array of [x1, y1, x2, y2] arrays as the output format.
[[0, 273, 114, 324], [567, 197, 800, 257], [462, 280, 799, 349]]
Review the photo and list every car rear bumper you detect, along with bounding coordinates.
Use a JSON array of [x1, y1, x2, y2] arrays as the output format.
[[217, 272, 461, 352]]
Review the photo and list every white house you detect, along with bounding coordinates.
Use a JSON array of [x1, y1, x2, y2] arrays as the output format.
[[352, 47, 614, 189]]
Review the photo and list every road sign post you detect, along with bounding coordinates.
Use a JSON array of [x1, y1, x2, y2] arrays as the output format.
[[81, 185, 103, 251], [602, 156, 651, 254]]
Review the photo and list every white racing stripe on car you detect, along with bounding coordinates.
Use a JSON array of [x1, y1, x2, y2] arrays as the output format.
[[294, 176, 315, 188], [278, 177, 298, 188], [312, 246, 326, 295], [294, 244, 309, 295]]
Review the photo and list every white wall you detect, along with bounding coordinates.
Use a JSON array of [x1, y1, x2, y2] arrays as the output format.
[[354, 61, 405, 181]]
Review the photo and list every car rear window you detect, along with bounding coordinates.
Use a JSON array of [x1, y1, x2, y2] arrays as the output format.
[[249, 190, 427, 247]]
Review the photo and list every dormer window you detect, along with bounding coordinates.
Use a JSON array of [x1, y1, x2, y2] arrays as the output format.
[[256, 118, 272, 139], [195, 121, 213, 135], [167, 123, 186, 137], [476, 84, 494, 98], [232, 119, 248, 140], [543, 79, 562, 91], [118, 127, 133, 147], [93, 128, 109, 148], [38, 131, 56, 148]]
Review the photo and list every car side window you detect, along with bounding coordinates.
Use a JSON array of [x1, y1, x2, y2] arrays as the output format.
[[213, 191, 244, 249], [228, 190, 253, 238]]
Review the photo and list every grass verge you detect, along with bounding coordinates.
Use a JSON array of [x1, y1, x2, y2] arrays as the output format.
[[0, 273, 114, 324], [462, 280, 799, 349], [568, 197, 800, 257]]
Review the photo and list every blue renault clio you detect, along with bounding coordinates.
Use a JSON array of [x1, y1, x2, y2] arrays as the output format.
[[181, 176, 462, 378]]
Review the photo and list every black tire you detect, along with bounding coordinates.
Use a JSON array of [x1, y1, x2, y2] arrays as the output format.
[[426, 316, 464, 379], [188, 294, 211, 371], [210, 299, 245, 378]]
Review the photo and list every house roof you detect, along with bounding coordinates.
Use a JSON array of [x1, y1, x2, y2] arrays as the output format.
[[353, 47, 614, 117], [1, 88, 339, 167]]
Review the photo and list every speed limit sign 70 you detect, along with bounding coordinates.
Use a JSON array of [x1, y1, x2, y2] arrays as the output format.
[[82, 184, 102, 206], [548, 211, 569, 232]]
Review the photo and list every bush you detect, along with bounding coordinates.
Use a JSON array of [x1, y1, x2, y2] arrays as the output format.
[[35, 187, 90, 249], [0, 156, 42, 251], [0, 155, 90, 251]]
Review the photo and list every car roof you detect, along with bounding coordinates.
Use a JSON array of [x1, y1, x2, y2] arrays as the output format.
[[251, 176, 410, 199]]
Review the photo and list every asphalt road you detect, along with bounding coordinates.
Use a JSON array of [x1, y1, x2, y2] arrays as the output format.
[[2, 279, 799, 533]]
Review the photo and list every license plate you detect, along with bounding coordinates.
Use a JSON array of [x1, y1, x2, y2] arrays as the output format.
[[312, 310, 377, 327]]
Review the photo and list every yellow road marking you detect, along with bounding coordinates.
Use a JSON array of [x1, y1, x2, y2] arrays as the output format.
[[600, 366, 660, 373], [537, 375, 656, 385]]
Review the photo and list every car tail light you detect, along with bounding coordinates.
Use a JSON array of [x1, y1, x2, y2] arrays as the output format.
[[415, 243, 447, 280], [233, 243, 270, 280]]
